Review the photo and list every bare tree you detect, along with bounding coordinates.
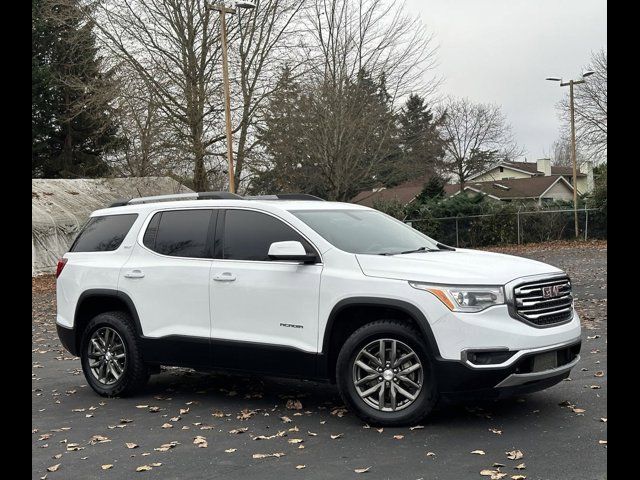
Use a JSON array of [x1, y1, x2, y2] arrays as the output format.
[[252, 0, 440, 200], [304, 0, 440, 99], [558, 49, 607, 163], [108, 66, 183, 177], [438, 97, 522, 190], [93, 0, 229, 190], [546, 133, 585, 167], [229, 0, 307, 191], [93, 0, 306, 192]]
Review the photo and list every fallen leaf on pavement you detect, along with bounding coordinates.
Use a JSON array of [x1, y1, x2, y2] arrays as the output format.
[[489, 428, 502, 435], [101, 464, 113, 470], [237, 409, 257, 421], [47, 464, 61, 472], [600, 418, 607, 423], [480, 470, 507, 479], [426, 452, 436, 457], [136, 465, 152, 472], [193, 436, 208, 448], [252, 452, 286, 459], [229, 427, 248, 434], [594, 371, 605, 377], [288, 439, 303, 444], [126, 443, 138, 449], [330, 434, 343, 439], [393, 435, 404, 440], [506, 450, 524, 460], [89, 435, 110, 445], [225, 448, 236, 453], [354, 467, 370, 473], [331, 407, 348, 417], [296, 465, 306, 470], [471, 450, 486, 455], [286, 400, 303, 410], [280, 416, 292, 423], [409, 425, 424, 431], [511, 476, 527, 480], [161, 423, 173, 429]]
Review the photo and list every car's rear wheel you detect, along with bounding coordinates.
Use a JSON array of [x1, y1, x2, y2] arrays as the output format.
[[336, 320, 437, 426], [80, 312, 149, 397]]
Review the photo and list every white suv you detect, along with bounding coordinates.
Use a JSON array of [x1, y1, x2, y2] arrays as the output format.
[[56, 192, 581, 426]]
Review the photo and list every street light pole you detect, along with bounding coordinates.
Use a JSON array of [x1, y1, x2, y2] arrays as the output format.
[[546, 70, 594, 238], [209, 1, 256, 194]]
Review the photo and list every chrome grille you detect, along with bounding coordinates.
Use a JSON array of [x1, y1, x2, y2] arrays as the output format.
[[512, 276, 573, 326]]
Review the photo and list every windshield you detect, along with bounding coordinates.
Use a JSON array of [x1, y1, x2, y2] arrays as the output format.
[[291, 209, 439, 255]]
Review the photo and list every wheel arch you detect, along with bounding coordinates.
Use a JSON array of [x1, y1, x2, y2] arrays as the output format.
[[320, 297, 441, 382], [73, 289, 142, 354]]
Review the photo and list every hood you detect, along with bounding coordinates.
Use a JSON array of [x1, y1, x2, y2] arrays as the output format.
[[355, 248, 563, 285]]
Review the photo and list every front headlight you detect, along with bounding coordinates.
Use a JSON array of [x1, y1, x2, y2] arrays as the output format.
[[409, 282, 505, 312]]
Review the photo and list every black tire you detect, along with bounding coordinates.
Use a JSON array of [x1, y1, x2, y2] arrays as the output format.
[[336, 320, 437, 427], [80, 311, 149, 397]]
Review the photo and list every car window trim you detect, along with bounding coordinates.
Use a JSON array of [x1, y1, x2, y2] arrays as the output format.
[[136, 207, 218, 261], [219, 207, 323, 265], [70, 213, 139, 253]]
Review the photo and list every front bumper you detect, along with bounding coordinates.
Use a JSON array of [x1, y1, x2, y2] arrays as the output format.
[[435, 338, 581, 399]]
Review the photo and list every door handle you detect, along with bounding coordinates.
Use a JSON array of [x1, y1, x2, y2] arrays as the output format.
[[124, 269, 145, 279], [213, 272, 236, 282]]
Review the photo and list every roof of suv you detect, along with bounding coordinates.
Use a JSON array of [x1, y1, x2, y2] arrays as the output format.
[[93, 199, 370, 216]]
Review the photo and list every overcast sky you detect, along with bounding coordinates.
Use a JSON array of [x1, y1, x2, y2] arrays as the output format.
[[405, 0, 607, 162]]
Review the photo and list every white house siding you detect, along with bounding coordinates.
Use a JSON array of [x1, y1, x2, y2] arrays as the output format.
[[541, 181, 574, 202]]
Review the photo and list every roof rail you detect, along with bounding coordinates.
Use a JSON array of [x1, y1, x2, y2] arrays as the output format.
[[110, 191, 244, 207], [245, 193, 325, 201], [108, 191, 321, 207]]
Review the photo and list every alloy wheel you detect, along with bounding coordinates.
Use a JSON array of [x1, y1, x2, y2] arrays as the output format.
[[87, 327, 127, 385], [352, 338, 423, 412]]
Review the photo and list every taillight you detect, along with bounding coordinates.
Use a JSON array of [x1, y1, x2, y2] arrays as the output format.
[[56, 258, 68, 278]]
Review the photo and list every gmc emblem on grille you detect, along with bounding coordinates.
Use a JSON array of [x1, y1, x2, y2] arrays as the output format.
[[542, 285, 561, 298]]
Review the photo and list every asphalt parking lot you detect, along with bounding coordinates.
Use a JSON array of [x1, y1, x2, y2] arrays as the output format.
[[32, 241, 607, 480]]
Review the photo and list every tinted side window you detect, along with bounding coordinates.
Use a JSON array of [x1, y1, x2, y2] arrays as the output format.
[[223, 210, 315, 261], [148, 210, 213, 258], [70, 214, 138, 252]]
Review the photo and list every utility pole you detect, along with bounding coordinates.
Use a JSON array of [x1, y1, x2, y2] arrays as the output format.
[[568, 80, 578, 238], [546, 70, 594, 238], [209, 1, 256, 194]]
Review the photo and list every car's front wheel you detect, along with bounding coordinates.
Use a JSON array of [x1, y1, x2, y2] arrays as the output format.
[[336, 320, 437, 426], [80, 311, 149, 397]]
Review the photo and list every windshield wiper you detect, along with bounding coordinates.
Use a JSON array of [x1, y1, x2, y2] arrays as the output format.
[[398, 246, 433, 254], [377, 246, 435, 256]]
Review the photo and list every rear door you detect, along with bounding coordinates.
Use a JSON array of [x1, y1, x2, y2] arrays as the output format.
[[209, 208, 323, 375], [118, 208, 216, 368]]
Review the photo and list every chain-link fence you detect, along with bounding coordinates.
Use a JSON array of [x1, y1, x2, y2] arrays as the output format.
[[405, 208, 607, 248]]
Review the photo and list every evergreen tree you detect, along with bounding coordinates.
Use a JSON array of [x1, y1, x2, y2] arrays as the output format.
[[253, 68, 401, 200], [394, 93, 445, 184], [32, 0, 121, 178]]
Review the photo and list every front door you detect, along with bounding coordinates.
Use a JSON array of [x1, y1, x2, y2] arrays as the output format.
[[210, 208, 322, 376]]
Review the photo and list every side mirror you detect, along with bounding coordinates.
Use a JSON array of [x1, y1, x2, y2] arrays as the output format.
[[268, 241, 317, 263]]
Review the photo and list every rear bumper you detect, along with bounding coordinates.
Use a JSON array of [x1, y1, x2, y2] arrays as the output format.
[[56, 323, 78, 357], [435, 338, 581, 400]]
